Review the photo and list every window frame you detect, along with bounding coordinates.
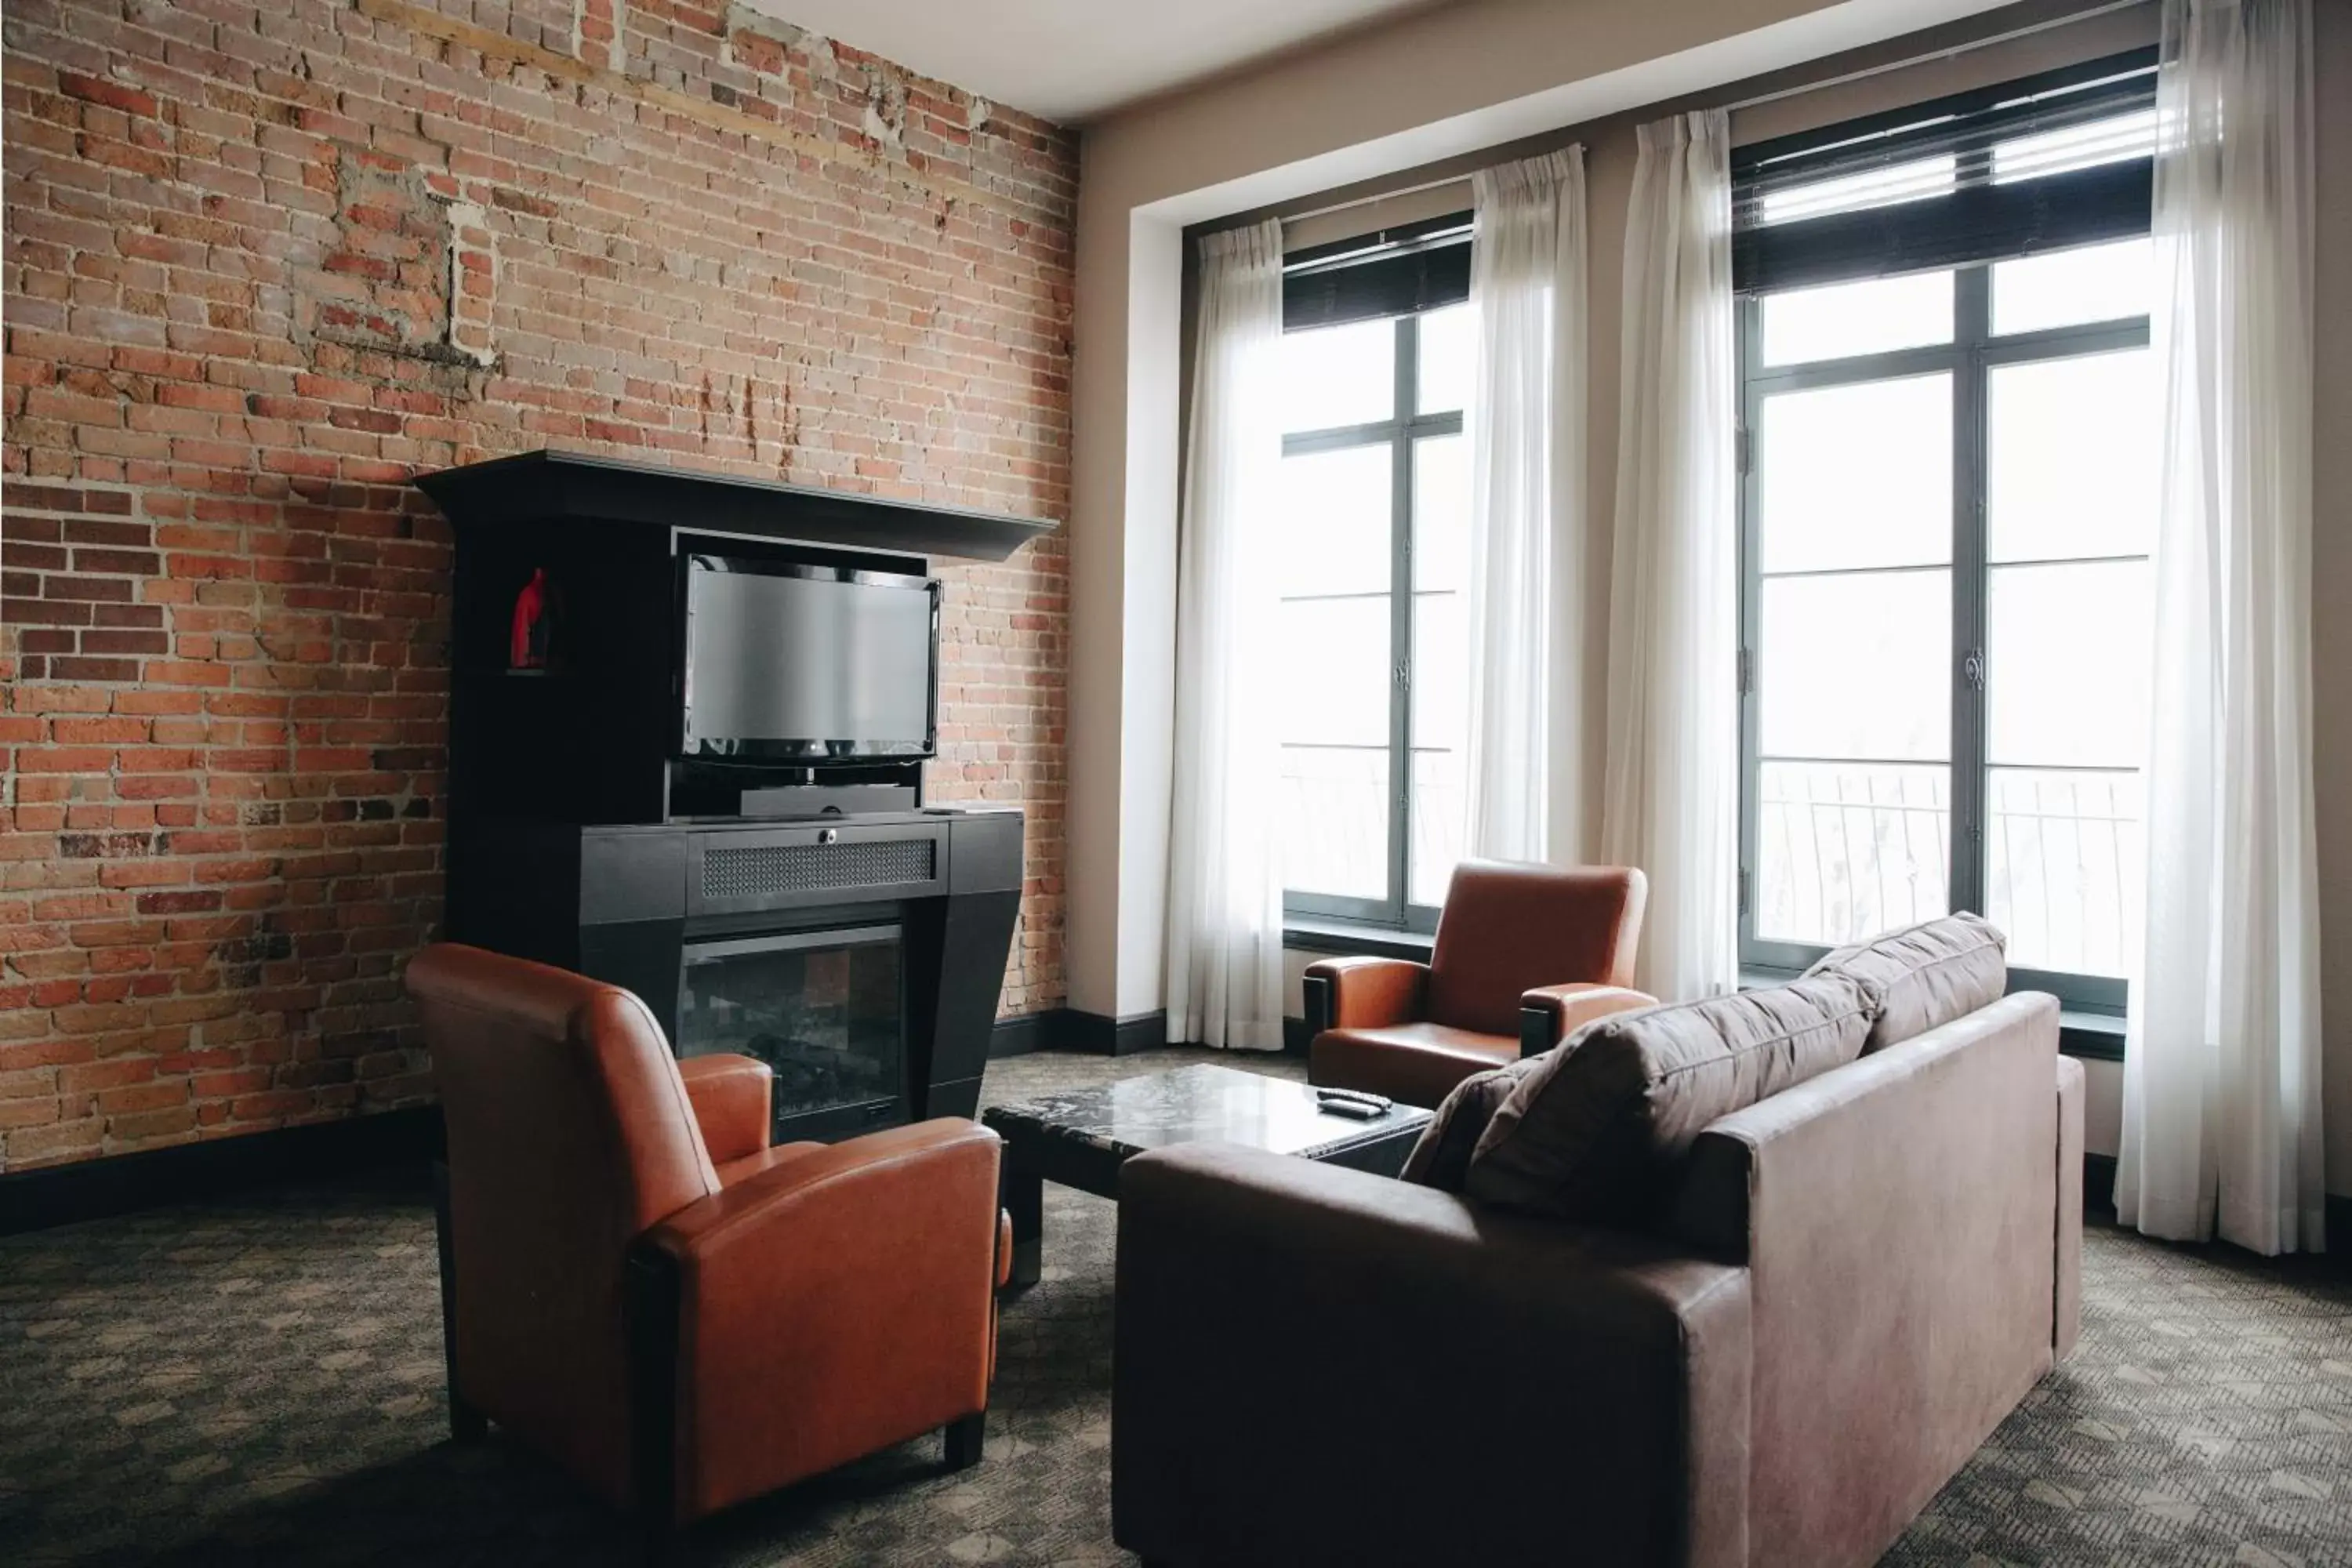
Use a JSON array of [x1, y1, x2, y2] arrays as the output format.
[[1734, 263, 2149, 1013], [1279, 308, 1465, 934]]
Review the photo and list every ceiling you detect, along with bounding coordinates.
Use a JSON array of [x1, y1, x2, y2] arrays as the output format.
[[739, 0, 1443, 124]]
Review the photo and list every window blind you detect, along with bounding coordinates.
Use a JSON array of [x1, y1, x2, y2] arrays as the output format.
[[1280, 213, 1473, 332], [1733, 49, 2157, 295]]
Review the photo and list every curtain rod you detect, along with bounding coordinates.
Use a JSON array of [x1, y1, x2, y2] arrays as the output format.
[[1720, 0, 2147, 112], [1276, 0, 2151, 230], [1281, 172, 1475, 229]]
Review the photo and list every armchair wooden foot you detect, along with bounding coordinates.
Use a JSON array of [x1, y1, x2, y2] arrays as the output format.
[[945, 1411, 986, 1471]]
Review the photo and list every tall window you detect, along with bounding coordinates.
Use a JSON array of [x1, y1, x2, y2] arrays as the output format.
[[1734, 53, 2158, 1011], [1275, 303, 1475, 927]]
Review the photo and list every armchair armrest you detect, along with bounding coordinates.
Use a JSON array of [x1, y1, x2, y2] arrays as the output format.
[[1113, 1143, 1750, 1568], [677, 1053, 772, 1166], [1301, 955, 1428, 1035], [638, 1119, 1003, 1522], [1518, 982, 1657, 1057]]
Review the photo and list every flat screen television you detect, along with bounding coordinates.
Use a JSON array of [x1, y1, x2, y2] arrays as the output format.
[[681, 554, 940, 760]]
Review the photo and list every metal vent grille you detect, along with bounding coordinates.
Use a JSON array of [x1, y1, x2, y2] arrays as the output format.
[[704, 838, 935, 899]]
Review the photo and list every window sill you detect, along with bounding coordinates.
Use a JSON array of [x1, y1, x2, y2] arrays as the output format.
[[1283, 919, 1435, 961], [2057, 1009, 2125, 1062], [1740, 969, 2125, 1062]]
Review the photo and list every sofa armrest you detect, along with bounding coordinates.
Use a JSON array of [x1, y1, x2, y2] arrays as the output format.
[[1113, 1143, 1749, 1568], [1301, 955, 1428, 1034], [642, 1119, 1002, 1521], [1518, 982, 1657, 1056], [1667, 992, 2060, 1567], [677, 1054, 773, 1166]]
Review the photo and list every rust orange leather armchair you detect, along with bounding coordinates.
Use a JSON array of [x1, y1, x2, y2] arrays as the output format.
[[407, 943, 1007, 1538], [1305, 861, 1655, 1108]]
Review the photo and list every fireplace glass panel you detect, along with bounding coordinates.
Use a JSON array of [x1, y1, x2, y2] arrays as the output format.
[[677, 925, 905, 1127]]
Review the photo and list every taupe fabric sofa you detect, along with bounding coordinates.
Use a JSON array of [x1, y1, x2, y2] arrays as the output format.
[[1112, 988, 2085, 1568]]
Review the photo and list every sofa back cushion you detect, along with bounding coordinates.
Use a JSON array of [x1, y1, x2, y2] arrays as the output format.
[[1803, 913, 2005, 1052], [1399, 1064, 1528, 1192], [1461, 974, 1879, 1224]]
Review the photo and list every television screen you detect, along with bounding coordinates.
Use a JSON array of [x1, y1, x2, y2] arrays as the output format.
[[681, 556, 939, 760]]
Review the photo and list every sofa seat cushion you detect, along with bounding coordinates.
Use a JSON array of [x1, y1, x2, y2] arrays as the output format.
[[1311, 1022, 1517, 1109], [1804, 912, 2006, 1051], [1463, 974, 1880, 1224]]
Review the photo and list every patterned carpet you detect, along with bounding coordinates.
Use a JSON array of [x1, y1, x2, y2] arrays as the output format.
[[2, 1046, 2348, 1567]]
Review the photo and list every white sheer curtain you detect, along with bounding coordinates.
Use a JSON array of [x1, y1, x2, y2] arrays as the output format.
[[1164, 220, 1287, 1051], [2116, 0, 2323, 1254], [1599, 110, 1737, 1003], [1465, 147, 1588, 863]]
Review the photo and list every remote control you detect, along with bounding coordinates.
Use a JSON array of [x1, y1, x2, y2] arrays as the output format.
[[1316, 1087, 1394, 1112], [1318, 1097, 1384, 1120]]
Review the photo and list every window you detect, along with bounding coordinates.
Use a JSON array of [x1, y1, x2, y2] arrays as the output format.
[[1734, 54, 2157, 1012], [1275, 301, 1475, 927]]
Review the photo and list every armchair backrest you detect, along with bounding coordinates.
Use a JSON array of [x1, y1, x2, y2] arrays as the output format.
[[1425, 862, 1647, 1037], [406, 942, 721, 1504]]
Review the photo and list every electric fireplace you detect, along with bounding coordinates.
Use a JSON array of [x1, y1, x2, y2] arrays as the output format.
[[677, 924, 908, 1142]]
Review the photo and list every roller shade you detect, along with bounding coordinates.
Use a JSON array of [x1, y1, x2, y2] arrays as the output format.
[[1281, 214, 1473, 331], [1734, 49, 2157, 295]]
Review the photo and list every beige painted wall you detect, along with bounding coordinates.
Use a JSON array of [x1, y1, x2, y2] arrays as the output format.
[[1069, 0, 2350, 1201]]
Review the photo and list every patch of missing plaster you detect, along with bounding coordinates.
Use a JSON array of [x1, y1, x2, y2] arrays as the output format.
[[434, 192, 499, 369], [860, 62, 907, 150], [725, 2, 810, 47], [724, 2, 835, 81], [771, 374, 800, 458], [699, 372, 739, 445], [750, 360, 801, 474], [298, 152, 492, 372], [575, 0, 623, 73]]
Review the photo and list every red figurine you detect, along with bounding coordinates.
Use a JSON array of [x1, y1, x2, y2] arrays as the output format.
[[510, 568, 552, 669]]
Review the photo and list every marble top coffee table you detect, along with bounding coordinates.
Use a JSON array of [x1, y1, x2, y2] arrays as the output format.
[[981, 1062, 1433, 1288]]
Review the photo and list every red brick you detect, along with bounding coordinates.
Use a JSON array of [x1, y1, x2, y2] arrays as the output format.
[[5, 1119, 106, 1162], [49, 657, 143, 682], [57, 71, 158, 119], [57, 1058, 155, 1095], [95, 1080, 190, 1115], [131, 887, 222, 916]]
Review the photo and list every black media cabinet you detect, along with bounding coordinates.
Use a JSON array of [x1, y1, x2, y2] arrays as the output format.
[[420, 450, 1055, 1144]]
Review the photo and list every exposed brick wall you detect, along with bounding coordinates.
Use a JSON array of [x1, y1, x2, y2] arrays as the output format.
[[0, 0, 1074, 1171]]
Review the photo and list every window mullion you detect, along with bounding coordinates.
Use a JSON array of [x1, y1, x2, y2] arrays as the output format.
[[1951, 263, 1991, 918], [1388, 316, 1415, 924]]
